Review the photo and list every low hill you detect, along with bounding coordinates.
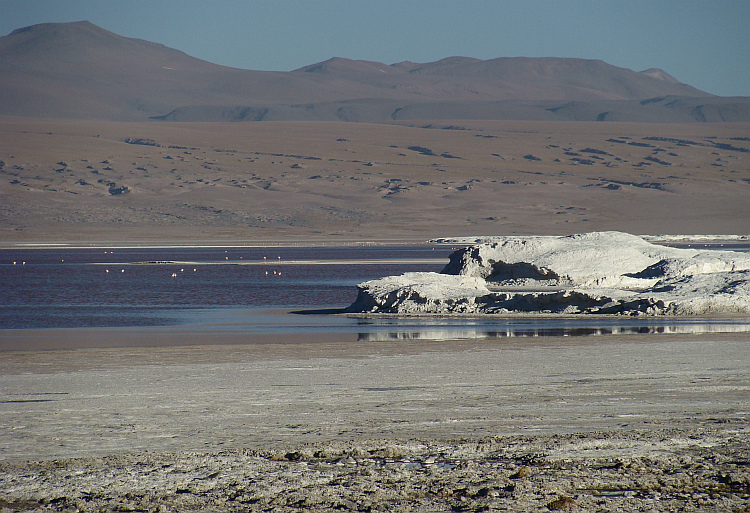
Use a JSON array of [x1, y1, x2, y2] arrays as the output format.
[[1, 21, 748, 122]]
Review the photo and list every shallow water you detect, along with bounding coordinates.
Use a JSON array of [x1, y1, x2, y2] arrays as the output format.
[[0, 245, 447, 330], [1, 244, 749, 346]]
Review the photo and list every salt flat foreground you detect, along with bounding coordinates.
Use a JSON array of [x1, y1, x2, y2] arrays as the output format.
[[1, 333, 748, 511]]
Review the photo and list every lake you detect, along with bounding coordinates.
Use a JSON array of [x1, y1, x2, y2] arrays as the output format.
[[2, 244, 749, 348]]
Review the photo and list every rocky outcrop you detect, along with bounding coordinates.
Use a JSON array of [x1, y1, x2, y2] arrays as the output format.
[[348, 232, 750, 316], [346, 272, 492, 314]]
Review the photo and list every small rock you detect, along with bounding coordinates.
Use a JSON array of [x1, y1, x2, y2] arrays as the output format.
[[547, 495, 577, 510], [510, 466, 533, 479]]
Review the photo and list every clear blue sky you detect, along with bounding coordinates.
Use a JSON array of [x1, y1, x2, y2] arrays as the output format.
[[2, 0, 749, 96]]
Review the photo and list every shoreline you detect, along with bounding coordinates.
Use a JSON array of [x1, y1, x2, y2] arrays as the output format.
[[3, 234, 750, 250], [2, 332, 748, 453], [0, 238, 441, 250], [1, 328, 748, 367], [3, 314, 750, 353]]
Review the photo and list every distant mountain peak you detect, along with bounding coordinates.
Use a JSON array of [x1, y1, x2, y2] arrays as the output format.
[[640, 68, 681, 83], [8, 20, 118, 40], [2, 20, 142, 59], [294, 57, 398, 74]]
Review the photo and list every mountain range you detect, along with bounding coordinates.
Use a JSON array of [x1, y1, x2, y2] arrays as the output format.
[[1, 21, 748, 123]]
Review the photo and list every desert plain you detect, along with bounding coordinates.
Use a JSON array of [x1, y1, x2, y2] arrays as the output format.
[[1, 117, 749, 244], [2, 117, 750, 512]]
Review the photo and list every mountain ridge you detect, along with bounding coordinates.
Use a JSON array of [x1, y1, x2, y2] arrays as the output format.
[[1, 21, 747, 123]]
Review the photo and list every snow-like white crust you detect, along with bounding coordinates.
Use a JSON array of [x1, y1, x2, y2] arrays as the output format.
[[348, 232, 750, 315]]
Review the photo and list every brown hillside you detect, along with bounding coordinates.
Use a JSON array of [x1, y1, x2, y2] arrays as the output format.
[[2, 21, 741, 123]]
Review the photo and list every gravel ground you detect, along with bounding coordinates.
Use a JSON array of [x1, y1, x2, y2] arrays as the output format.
[[1, 428, 749, 512]]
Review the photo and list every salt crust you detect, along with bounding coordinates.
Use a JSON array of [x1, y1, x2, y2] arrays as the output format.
[[348, 231, 750, 315]]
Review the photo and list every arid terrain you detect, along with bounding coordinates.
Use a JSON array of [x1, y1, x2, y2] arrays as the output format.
[[1, 118, 749, 245], [2, 20, 750, 513], [2, 21, 748, 245], [2, 113, 749, 513]]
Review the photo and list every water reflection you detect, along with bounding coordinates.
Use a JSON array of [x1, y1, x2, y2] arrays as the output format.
[[355, 320, 750, 341], [163, 308, 750, 341]]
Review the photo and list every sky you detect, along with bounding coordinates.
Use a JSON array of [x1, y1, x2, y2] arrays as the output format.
[[2, 0, 749, 97]]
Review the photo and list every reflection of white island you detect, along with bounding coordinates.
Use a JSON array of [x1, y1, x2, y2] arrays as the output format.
[[347, 231, 750, 316], [356, 323, 750, 341]]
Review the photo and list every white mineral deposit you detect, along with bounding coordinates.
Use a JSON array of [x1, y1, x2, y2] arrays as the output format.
[[349, 231, 750, 315]]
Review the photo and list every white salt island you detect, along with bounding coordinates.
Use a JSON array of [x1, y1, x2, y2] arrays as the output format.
[[347, 231, 750, 316]]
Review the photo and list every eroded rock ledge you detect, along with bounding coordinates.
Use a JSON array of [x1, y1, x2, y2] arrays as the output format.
[[347, 231, 750, 316]]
